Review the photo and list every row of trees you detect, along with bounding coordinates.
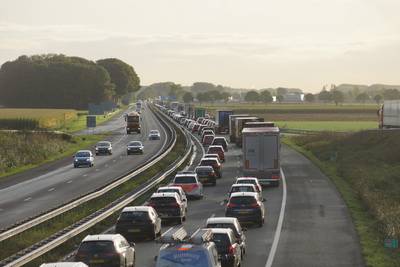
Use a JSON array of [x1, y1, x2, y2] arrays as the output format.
[[0, 55, 140, 109]]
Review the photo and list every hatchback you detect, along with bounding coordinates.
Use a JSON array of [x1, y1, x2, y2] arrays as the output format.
[[225, 192, 265, 227], [171, 173, 204, 199], [195, 166, 217, 186], [207, 145, 225, 162], [211, 137, 228, 151]]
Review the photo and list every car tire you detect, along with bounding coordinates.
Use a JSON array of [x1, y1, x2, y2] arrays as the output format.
[[258, 217, 264, 227], [177, 217, 183, 225]]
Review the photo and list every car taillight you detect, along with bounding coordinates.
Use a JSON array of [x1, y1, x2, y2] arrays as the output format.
[[272, 174, 280, 179], [227, 202, 237, 208], [228, 245, 236, 255], [147, 202, 156, 207], [250, 203, 260, 208], [170, 202, 180, 208]]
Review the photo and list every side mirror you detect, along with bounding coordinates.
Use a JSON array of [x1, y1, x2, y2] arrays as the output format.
[[262, 198, 266, 202]]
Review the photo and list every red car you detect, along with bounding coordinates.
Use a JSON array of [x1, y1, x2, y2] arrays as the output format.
[[207, 145, 225, 162]]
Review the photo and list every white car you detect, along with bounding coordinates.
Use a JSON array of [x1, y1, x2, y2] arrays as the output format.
[[157, 186, 188, 211], [40, 263, 88, 267], [171, 172, 204, 199], [229, 183, 258, 198], [235, 177, 262, 194], [149, 130, 161, 140]]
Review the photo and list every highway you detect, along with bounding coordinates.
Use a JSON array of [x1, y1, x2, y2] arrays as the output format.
[[130, 128, 364, 267], [0, 104, 168, 229]]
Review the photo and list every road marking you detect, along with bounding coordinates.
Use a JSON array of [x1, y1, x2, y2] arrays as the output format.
[[48, 188, 55, 192], [112, 160, 116, 162], [83, 174, 88, 177], [95, 169, 99, 171], [24, 197, 32, 202], [265, 169, 287, 267], [67, 180, 73, 184]]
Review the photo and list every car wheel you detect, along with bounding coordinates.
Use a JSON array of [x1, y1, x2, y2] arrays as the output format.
[[177, 217, 183, 225], [258, 218, 264, 227]]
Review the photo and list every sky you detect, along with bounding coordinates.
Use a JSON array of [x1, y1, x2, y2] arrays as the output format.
[[1, 0, 400, 92]]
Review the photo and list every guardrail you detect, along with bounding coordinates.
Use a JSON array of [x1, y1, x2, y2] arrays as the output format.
[[0, 104, 193, 267]]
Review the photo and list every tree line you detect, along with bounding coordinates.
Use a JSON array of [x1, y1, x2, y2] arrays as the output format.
[[0, 54, 140, 109]]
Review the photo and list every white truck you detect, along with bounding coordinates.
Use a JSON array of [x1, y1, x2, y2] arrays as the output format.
[[228, 114, 249, 143], [242, 127, 281, 186], [378, 100, 400, 128]]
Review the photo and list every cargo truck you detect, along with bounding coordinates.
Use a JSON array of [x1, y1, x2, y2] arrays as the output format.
[[378, 100, 400, 128], [234, 117, 264, 147], [215, 110, 233, 134], [125, 111, 141, 134], [244, 121, 275, 128], [228, 114, 249, 143], [242, 127, 281, 186]]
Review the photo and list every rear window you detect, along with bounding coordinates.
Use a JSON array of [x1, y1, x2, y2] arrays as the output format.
[[150, 197, 177, 204], [78, 241, 115, 253], [174, 176, 196, 184], [229, 196, 257, 205], [119, 211, 150, 221], [158, 189, 179, 194], [208, 147, 221, 153], [237, 180, 256, 185], [231, 186, 255, 193], [200, 160, 217, 166]]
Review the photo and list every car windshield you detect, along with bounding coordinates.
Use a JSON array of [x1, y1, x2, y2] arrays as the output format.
[[129, 142, 142, 146], [119, 211, 150, 221], [212, 233, 231, 253], [78, 241, 115, 254], [230, 196, 257, 205], [97, 142, 110, 147], [127, 116, 139, 122], [237, 180, 256, 185], [150, 197, 177, 205], [156, 249, 210, 267], [150, 130, 159, 134], [196, 168, 213, 175], [174, 176, 196, 184], [231, 186, 255, 193], [75, 152, 90, 157]]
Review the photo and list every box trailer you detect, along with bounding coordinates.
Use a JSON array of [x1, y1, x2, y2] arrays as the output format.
[[229, 114, 250, 143], [215, 110, 234, 134], [242, 127, 281, 186], [235, 117, 264, 147], [244, 121, 275, 128], [379, 100, 400, 128]]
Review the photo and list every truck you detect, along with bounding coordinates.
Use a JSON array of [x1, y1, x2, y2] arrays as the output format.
[[234, 117, 264, 147], [244, 121, 275, 128], [125, 111, 141, 134], [215, 110, 233, 134], [195, 107, 206, 120], [378, 100, 400, 128], [242, 127, 281, 186], [228, 114, 249, 143]]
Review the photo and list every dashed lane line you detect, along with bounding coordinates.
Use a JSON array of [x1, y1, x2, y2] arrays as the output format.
[[24, 197, 32, 202], [48, 188, 55, 192]]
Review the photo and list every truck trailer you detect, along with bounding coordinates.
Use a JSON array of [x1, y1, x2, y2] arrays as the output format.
[[242, 127, 281, 186], [228, 114, 249, 143], [234, 117, 264, 147], [125, 111, 141, 134], [215, 110, 233, 134]]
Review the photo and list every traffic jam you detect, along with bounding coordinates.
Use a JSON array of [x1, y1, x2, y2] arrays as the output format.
[[42, 101, 281, 267]]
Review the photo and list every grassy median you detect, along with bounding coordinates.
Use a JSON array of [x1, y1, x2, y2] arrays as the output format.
[[284, 131, 400, 267]]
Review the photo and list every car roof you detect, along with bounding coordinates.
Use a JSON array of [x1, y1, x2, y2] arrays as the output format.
[[40, 263, 88, 267], [213, 137, 226, 140], [237, 177, 258, 182], [204, 153, 219, 157], [76, 150, 91, 153], [175, 173, 197, 177], [230, 192, 259, 198], [206, 217, 238, 224], [129, 141, 142, 144], [231, 183, 256, 188], [121, 206, 152, 213], [158, 186, 183, 191], [97, 141, 111, 144], [195, 165, 214, 170], [151, 192, 179, 198], [200, 157, 218, 161], [82, 234, 123, 242], [208, 145, 223, 149]]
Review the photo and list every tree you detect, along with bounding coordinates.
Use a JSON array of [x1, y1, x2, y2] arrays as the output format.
[[276, 87, 288, 96], [355, 92, 370, 103], [318, 90, 332, 103], [276, 95, 284, 103], [260, 90, 273, 103], [332, 90, 344, 106], [373, 94, 383, 104], [168, 83, 184, 100], [197, 92, 211, 103], [191, 82, 216, 94], [97, 58, 140, 97], [383, 89, 400, 100], [220, 92, 230, 103], [244, 91, 260, 103], [182, 92, 194, 103], [304, 93, 315, 103], [208, 90, 222, 102]]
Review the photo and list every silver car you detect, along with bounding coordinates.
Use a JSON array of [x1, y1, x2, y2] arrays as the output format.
[[149, 130, 161, 140], [127, 141, 144, 155], [73, 150, 94, 168]]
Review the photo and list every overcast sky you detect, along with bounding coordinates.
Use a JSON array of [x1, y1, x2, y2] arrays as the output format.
[[1, 0, 400, 92]]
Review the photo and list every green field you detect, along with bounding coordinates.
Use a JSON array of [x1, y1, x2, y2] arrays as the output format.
[[276, 121, 377, 131]]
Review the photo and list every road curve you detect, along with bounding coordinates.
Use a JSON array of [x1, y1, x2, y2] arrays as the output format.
[[0, 104, 168, 229]]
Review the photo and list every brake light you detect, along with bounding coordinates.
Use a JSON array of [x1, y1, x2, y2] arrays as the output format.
[[170, 202, 180, 208], [147, 202, 156, 207], [227, 202, 237, 208], [250, 203, 260, 208], [272, 174, 280, 180], [228, 245, 236, 255]]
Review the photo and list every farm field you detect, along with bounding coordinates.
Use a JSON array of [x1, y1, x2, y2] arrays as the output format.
[[276, 121, 377, 131]]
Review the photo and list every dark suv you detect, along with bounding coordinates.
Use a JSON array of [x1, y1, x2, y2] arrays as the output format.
[[147, 192, 186, 224], [211, 137, 228, 151], [199, 157, 222, 178], [115, 206, 162, 241], [195, 166, 217, 186], [206, 228, 242, 267], [225, 192, 265, 227]]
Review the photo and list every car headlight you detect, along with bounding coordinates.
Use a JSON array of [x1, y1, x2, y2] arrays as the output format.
[[74, 159, 78, 162], [95, 148, 98, 150], [86, 158, 91, 162], [108, 147, 111, 150]]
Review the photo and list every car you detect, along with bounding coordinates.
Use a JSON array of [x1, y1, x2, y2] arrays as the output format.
[[127, 141, 144, 155], [201, 128, 215, 138], [192, 123, 201, 133], [211, 137, 228, 151], [75, 234, 135, 267], [157, 186, 188, 211], [73, 150, 94, 168], [171, 173, 204, 199], [203, 153, 221, 162], [147, 192, 186, 224], [205, 228, 242, 267], [40, 263, 88, 267], [225, 192, 265, 227], [199, 157, 222, 178], [207, 145, 225, 162], [203, 134, 215, 146], [205, 217, 247, 257], [228, 184, 258, 197], [148, 130, 161, 140], [195, 166, 217, 186], [155, 227, 221, 267], [235, 177, 262, 194], [115, 206, 162, 241], [198, 125, 209, 136], [95, 141, 112, 155]]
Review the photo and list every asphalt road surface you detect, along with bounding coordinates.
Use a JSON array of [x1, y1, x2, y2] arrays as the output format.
[[128, 130, 364, 267], [0, 104, 168, 229]]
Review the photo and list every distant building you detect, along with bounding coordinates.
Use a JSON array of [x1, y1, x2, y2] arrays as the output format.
[[281, 93, 303, 103]]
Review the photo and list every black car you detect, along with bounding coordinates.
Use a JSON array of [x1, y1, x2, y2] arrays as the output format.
[[225, 192, 265, 227], [115, 206, 162, 241], [127, 141, 144, 155], [211, 137, 228, 151], [195, 166, 217, 186]]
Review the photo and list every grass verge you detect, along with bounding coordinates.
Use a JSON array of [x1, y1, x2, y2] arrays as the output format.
[[283, 134, 400, 267], [276, 121, 376, 132], [0, 120, 186, 264]]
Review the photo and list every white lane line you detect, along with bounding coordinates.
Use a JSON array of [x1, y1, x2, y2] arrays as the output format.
[[67, 180, 73, 184], [95, 169, 99, 171], [83, 174, 88, 177], [24, 197, 32, 202], [265, 169, 287, 267], [112, 160, 116, 162], [220, 201, 225, 206], [48, 188, 55, 192]]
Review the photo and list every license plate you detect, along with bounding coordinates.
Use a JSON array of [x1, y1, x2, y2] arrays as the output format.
[[128, 229, 141, 233], [90, 259, 104, 263]]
